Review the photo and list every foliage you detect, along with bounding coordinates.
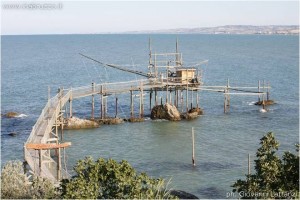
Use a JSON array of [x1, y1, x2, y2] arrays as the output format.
[[1, 160, 60, 199], [1, 160, 31, 199], [61, 157, 175, 199], [232, 132, 299, 199]]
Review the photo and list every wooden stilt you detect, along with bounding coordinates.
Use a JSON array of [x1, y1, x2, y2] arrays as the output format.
[[192, 127, 195, 167], [258, 80, 261, 102], [155, 88, 158, 106], [150, 89, 152, 111], [196, 90, 199, 109], [180, 90, 183, 113], [57, 148, 61, 180], [101, 85, 104, 119], [175, 88, 178, 107], [39, 149, 42, 176], [248, 154, 251, 176], [186, 82, 189, 113], [115, 97, 118, 118], [267, 81, 270, 101], [91, 82, 95, 119], [130, 89, 134, 118], [191, 89, 194, 109], [141, 82, 144, 117]]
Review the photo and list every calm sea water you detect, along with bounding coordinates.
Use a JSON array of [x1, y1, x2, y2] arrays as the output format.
[[1, 34, 299, 198]]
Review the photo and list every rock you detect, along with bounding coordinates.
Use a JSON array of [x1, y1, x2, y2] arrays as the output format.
[[8, 132, 17, 137], [64, 117, 100, 129], [170, 190, 199, 199], [3, 112, 19, 118], [124, 118, 145, 123], [95, 117, 124, 125], [151, 103, 181, 121], [254, 100, 275, 106], [181, 112, 199, 120], [188, 107, 204, 115]]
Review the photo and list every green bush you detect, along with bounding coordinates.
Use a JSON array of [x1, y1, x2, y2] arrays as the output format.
[[232, 132, 299, 199], [1, 160, 60, 199], [60, 157, 175, 199]]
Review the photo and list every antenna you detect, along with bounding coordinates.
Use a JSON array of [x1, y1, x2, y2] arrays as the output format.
[[176, 37, 180, 66], [149, 37, 152, 66]]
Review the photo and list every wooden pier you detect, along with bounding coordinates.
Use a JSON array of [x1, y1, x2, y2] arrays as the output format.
[[24, 39, 272, 182]]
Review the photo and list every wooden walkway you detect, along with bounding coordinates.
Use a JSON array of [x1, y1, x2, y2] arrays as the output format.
[[24, 78, 269, 181]]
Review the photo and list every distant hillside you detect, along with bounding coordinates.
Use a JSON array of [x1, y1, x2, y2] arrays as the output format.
[[126, 25, 299, 35]]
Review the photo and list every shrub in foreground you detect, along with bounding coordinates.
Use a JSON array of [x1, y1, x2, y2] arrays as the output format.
[[61, 157, 175, 199]]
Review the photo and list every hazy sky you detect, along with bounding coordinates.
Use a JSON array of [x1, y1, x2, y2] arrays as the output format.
[[1, 1, 299, 35]]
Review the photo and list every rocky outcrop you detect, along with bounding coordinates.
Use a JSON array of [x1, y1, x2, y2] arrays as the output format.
[[151, 103, 181, 121], [255, 100, 275, 106], [3, 112, 19, 118], [93, 117, 124, 125], [181, 107, 204, 120], [170, 190, 199, 199], [188, 107, 204, 115], [64, 117, 100, 129]]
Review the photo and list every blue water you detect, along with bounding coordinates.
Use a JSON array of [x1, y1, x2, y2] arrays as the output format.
[[1, 34, 299, 198]]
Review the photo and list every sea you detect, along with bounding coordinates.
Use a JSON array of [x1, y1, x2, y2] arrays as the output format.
[[1, 34, 299, 198]]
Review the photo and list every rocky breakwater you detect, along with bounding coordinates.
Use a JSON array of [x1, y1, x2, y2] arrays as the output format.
[[64, 117, 100, 129], [151, 103, 181, 121]]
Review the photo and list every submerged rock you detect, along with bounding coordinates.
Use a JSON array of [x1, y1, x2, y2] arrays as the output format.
[[64, 117, 100, 129], [8, 132, 17, 137], [181, 107, 204, 120], [3, 112, 19, 118], [254, 100, 275, 106], [151, 103, 181, 121]]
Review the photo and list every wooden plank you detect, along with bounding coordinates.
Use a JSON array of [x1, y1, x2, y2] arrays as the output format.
[[26, 142, 71, 150]]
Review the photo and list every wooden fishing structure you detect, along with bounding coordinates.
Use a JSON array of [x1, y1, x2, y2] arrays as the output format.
[[24, 38, 272, 182]]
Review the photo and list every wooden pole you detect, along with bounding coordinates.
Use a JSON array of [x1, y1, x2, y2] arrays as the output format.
[[186, 81, 189, 113], [196, 90, 199, 109], [180, 89, 183, 113], [267, 81, 270, 101], [130, 89, 134, 118], [191, 89, 194, 109], [101, 85, 104, 119], [258, 80, 261, 102], [248, 154, 251, 176], [91, 82, 95, 119], [155, 88, 158, 106], [69, 90, 72, 118], [150, 89, 152, 111], [39, 149, 42, 176], [115, 97, 118, 118], [166, 68, 169, 103], [141, 82, 144, 117], [57, 148, 61, 180], [175, 88, 178, 108], [192, 127, 195, 167]]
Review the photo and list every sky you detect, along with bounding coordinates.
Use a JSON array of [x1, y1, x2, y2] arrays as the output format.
[[1, 1, 299, 35]]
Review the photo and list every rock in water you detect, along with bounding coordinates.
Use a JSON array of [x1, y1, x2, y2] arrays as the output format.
[[8, 132, 17, 137], [3, 112, 19, 118], [254, 100, 275, 106], [188, 107, 204, 115], [151, 103, 181, 121], [64, 117, 100, 129], [170, 190, 199, 199]]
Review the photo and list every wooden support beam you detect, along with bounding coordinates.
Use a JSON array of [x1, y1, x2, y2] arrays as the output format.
[[115, 97, 118, 118], [154, 88, 158, 106], [186, 82, 189, 113], [26, 142, 72, 150], [192, 127, 195, 167], [101, 85, 104, 119], [91, 82, 95, 119], [57, 148, 61, 180], [39, 149, 42, 176], [150, 89, 152, 111], [196, 91, 199, 109], [258, 80, 261, 102], [130, 89, 134, 118]]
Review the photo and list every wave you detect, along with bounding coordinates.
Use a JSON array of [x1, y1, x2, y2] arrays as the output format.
[[259, 109, 267, 113], [248, 101, 256, 106], [16, 114, 28, 118]]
